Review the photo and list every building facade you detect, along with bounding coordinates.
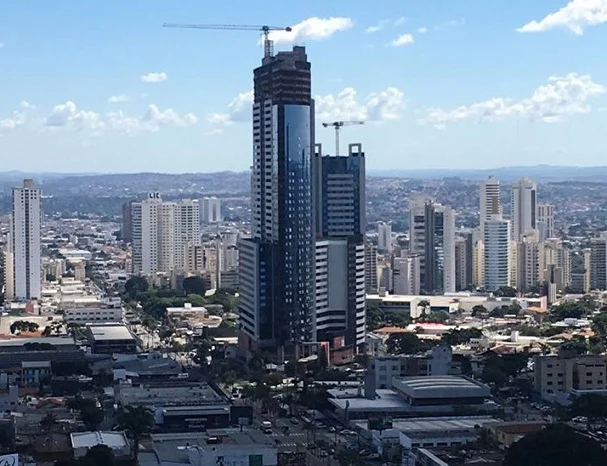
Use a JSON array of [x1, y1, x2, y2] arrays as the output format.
[[537, 203, 555, 241], [484, 216, 511, 291], [6, 179, 42, 300], [479, 176, 501, 236], [378, 222, 392, 253], [590, 235, 607, 290], [510, 177, 537, 242], [200, 197, 222, 224], [238, 46, 315, 353]]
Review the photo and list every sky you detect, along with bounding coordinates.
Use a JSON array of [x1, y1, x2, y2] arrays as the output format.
[[2, 0, 607, 173]]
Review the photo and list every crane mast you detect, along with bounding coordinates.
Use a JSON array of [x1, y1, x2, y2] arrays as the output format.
[[321, 120, 365, 156], [162, 23, 292, 58]]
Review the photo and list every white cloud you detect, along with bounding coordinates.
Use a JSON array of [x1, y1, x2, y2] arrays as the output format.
[[517, 0, 607, 35], [108, 94, 129, 103], [0, 102, 36, 135], [390, 33, 414, 46], [268, 17, 353, 44], [417, 27, 428, 34], [421, 73, 605, 128], [44, 101, 197, 135], [366, 19, 388, 33], [140, 72, 168, 83], [315, 87, 405, 122], [394, 16, 407, 26], [207, 90, 254, 125]]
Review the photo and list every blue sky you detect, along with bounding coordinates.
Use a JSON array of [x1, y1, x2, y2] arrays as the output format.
[[1, 0, 607, 173]]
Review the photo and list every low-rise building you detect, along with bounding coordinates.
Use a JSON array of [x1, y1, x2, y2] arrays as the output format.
[[485, 421, 546, 447], [86, 324, 138, 354], [70, 431, 131, 460], [65, 306, 123, 324]]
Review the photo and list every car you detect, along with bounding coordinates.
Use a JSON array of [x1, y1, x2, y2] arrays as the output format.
[[290, 417, 300, 425]]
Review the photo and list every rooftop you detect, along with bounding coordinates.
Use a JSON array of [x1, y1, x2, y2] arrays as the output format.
[[117, 382, 227, 408], [70, 431, 128, 449], [392, 376, 491, 399], [87, 324, 134, 341], [0, 336, 76, 347], [355, 416, 495, 436]]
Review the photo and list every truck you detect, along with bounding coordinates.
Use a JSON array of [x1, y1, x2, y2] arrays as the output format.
[[261, 421, 272, 433]]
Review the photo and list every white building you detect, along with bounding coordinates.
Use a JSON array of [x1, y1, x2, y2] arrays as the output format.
[[65, 307, 123, 324], [6, 179, 42, 301], [132, 194, 200, 274], [377, 222, 392, 252], [315, 239, 366, 349], [71, 431, 130, 459], [511, 177, 537, 242], [479, 176, 501, 236], [392, 255, 421, 295], [484, 216, 511, 291], [201, 197, 222, 223], [537, 203, 555, 241], [365, 243, 378, 293]]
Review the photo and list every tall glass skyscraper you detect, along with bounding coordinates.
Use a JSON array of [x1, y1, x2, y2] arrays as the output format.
[[239, 46, 315, 353]]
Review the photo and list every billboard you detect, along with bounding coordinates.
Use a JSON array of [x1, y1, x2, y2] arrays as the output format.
[[0, 454, 18, 466]]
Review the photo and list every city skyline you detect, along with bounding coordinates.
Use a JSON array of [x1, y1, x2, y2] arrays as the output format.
[[2, 0, 607, 173]]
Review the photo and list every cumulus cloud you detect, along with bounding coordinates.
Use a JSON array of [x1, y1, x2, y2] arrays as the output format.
[[316, 87, 405, 122], [268, 17, 353, 44], [394, 17, 407, 26], [0, 102, 37, 135], [140, 72, 168, 83], [390, 33, 414, 46], [207, 90, 254, 125], [44, 101, 197, 135], [517, 0, 607, 35], [417, 26, 428, 34], [108, 94, 129, 103], [421, 73, 605, 128]]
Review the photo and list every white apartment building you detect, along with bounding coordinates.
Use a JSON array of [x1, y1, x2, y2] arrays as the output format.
[[484, 216, 511, 291], [537, 203, 555, 241], [393, 255, 421, 295], [65, 307, 123, 324], [515, 230, 541, 292], [377, 222, 392, 252], [132, 194, 201, 275], [511, 177, 537, 242], [5, 179, 42, 300], [479, 176, 501, 236], [200, 197, 222, 223], [315, 239, 366, 349]]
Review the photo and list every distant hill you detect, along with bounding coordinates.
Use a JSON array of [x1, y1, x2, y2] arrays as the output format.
[[368, 165, 607, 182]]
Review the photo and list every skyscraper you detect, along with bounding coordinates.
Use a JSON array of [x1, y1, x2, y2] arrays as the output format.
[[537, 203, 555, 241], [122, 200, 134, 243], [6, 179, 42, 300], [201, 197, 222, 224], [238, 46, 315, 353], [484, 215, 511, 292], [409, 199, 456, 294], [364, 243, 378, 294], [511, 177, 537, 241], [455, 233, 473, 291], [479, 176, 501, 235], [377, 222, 392, 252], [590, 235, 607, 290], [313, 143, 366, 350]]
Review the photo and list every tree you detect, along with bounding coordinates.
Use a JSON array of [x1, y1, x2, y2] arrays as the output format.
[[417, 311, 449, 323], [417, 299, 430, 316], [592, 311, 607, 337], [80, 406, 104, 430], [366, 305, 384, 330], [118, 406, 154, 462], [550, 302, 593, 322], [124, 276, 148, 298], [494, 286, 517, 297], [471, 305, 488, 317], [182, 276, 206, 296], [386, 332, 427, 355], [441, 328, 483, 346], [10, 320, 39, 334], [40, 411, 57, 433], [336, 450, 365, 466], [570, 394, 607, 421], [81, 444, 116, 466], [504, 423, 607, 466]]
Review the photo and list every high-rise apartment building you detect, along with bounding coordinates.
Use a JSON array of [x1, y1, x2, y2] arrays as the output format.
[[514, 230, 541, 292], [377, 222, 392, 252], [313, 143, 366, 350], [392, 254, 421, 295], [364, 243, 378, 294], [5, 179, 42, 301], [537, 204, 555, 241], [238, 46, 315, 353], [511, 177, 537, 242], [484, 216, 511, 292], [479, 177, 501, 235], [201, 197, 222, 224], [409, 199, 456, 293], [131, 194, 200, 275], [455, 234, 473, 291], [590, 235, 607, 290], [541, 238, 571, 292], [122, 200, 134, 243]]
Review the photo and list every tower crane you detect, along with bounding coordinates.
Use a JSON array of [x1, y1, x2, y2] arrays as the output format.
[[321, 121, 364, 156], [162, 23, 293, 58]]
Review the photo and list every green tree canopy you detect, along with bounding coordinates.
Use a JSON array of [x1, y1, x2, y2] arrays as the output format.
[[504, 423, 607, 466], [386, 332, 428, 355], [550, 301, 593, 322], [570, 394, 607, 420], [441, 328, 483, 346], [471, 305, 488, 317], [494, 286, 517, 297], [124, 276, 148, 298], [118, 405, 155, 462], [10, 320, 39, 334], [366, 305, 384, 330], [81, 444, 116, 466]]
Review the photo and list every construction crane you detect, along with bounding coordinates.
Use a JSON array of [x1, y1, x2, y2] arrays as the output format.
[[162, 23, 292, 58], [321, 121, 364, 156]]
